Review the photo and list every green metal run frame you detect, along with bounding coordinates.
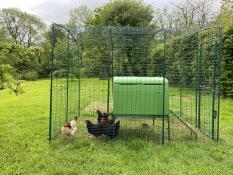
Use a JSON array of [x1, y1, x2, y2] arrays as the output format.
[[195, 26, 222, 141], [49, 24, 222, 144]]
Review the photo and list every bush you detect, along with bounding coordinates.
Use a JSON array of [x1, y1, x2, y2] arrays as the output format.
[[0, 64, 23, 95], [221, 26, 233, 97], [22, 71, 38, 81]]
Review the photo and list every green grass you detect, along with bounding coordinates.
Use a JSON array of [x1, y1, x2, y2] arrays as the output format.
[[0, 79, 233, 175]]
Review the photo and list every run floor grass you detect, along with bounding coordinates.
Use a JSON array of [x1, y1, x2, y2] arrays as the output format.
[[0, 80, 233, 175]]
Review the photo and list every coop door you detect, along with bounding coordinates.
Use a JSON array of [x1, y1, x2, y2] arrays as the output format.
[[197, 39, 220, 140]]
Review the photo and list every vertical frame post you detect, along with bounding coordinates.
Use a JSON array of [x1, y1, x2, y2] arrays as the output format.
[[78, 44, 81, 119], [217, 27, 223, 141], [111, 27, 114, 89], [195, 32, 199, 128], [106, 26, 112, 140], [49, 24, 55, 142], [211, 38, 218, 139], [198, 43, 203, 129], [179, 42, 183, 120], [107, 26, 111, 114], [162, 29, 168, 144], [66, 32, 70, 123]]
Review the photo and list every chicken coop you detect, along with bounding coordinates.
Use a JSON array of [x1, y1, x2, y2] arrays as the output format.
[[49, 24, 222, 144]]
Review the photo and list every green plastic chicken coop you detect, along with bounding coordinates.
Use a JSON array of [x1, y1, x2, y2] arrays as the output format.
[[113, 77, 169, 116]]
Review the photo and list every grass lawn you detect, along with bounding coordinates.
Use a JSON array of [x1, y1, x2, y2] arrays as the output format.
[[0, 79, 233, 175]]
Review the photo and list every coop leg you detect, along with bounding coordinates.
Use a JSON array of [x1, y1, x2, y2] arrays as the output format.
[[162, 117, 165, 144], [153, 117, 155, 126], [167, 116, 170, 143]]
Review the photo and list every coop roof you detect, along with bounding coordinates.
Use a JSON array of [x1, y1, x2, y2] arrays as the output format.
[[113, 76, 168, 85]]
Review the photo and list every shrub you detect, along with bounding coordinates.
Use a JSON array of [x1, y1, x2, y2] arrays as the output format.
[[221, 26, 233, 97], [22, 71, 38, 81]]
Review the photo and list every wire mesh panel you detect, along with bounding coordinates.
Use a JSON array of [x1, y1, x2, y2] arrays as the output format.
[[110, 27, 170, 143], [49, 24, 222, 144], [49, 24, 80, 140], [167, 26, 222, 142], [197, 27, 222, 140]]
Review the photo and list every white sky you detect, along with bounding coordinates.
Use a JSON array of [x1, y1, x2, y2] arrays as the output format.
[[0, 0, 176, 24]]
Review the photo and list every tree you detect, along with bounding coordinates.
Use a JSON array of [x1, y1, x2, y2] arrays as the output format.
[[0, 22, 7, 39], [154, 0, 218, 32], [221, 0, 233, 15], [214, 0, 233, 97], [90, 0, 154, 27], [215, 0, 233, 30], [221, 27, 233, 97], [0, 64, 23, 95], [0, 39, 46, 80], [154, 7, 181, 32], [0, 8, 46, 47], [79, 0, 155, 77], [67, 5, 94, 33]]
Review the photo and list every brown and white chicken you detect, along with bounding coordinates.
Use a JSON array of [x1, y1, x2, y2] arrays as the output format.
[[61, 117, 78, 137]]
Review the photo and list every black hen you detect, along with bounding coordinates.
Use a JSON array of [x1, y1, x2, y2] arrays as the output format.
[[104, 121, 120, 138], [85, 120, 103, 137], [85, 120, 120, 138], [96, 110, 102, 124]]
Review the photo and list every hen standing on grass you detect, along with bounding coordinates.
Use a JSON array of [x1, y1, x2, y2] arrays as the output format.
[[61, 117, 78, 137], [85, 110, 105, 137], [85, 120, 104, 137], [85, 110, 120, 138]]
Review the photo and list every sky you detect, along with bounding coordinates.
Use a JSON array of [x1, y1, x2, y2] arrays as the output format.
[[0, 0, 176, 24]]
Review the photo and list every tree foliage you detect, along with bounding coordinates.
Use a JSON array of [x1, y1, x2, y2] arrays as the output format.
[[0, 64, 23, 94], [0, 8, 46, 47], [0, 0, 233, 98], [0, 39, 47, 80], [221, 26, 233, 97], [90, 0, 154, 27], [215, 0, 233, 30], [0, 8, 48, 93], [73, 1, 156, 78], [67, 5, 94, 33], [154, 0, 218, 32]]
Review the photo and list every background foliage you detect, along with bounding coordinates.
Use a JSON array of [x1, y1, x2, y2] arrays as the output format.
[[0, 0, 232, 97]]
